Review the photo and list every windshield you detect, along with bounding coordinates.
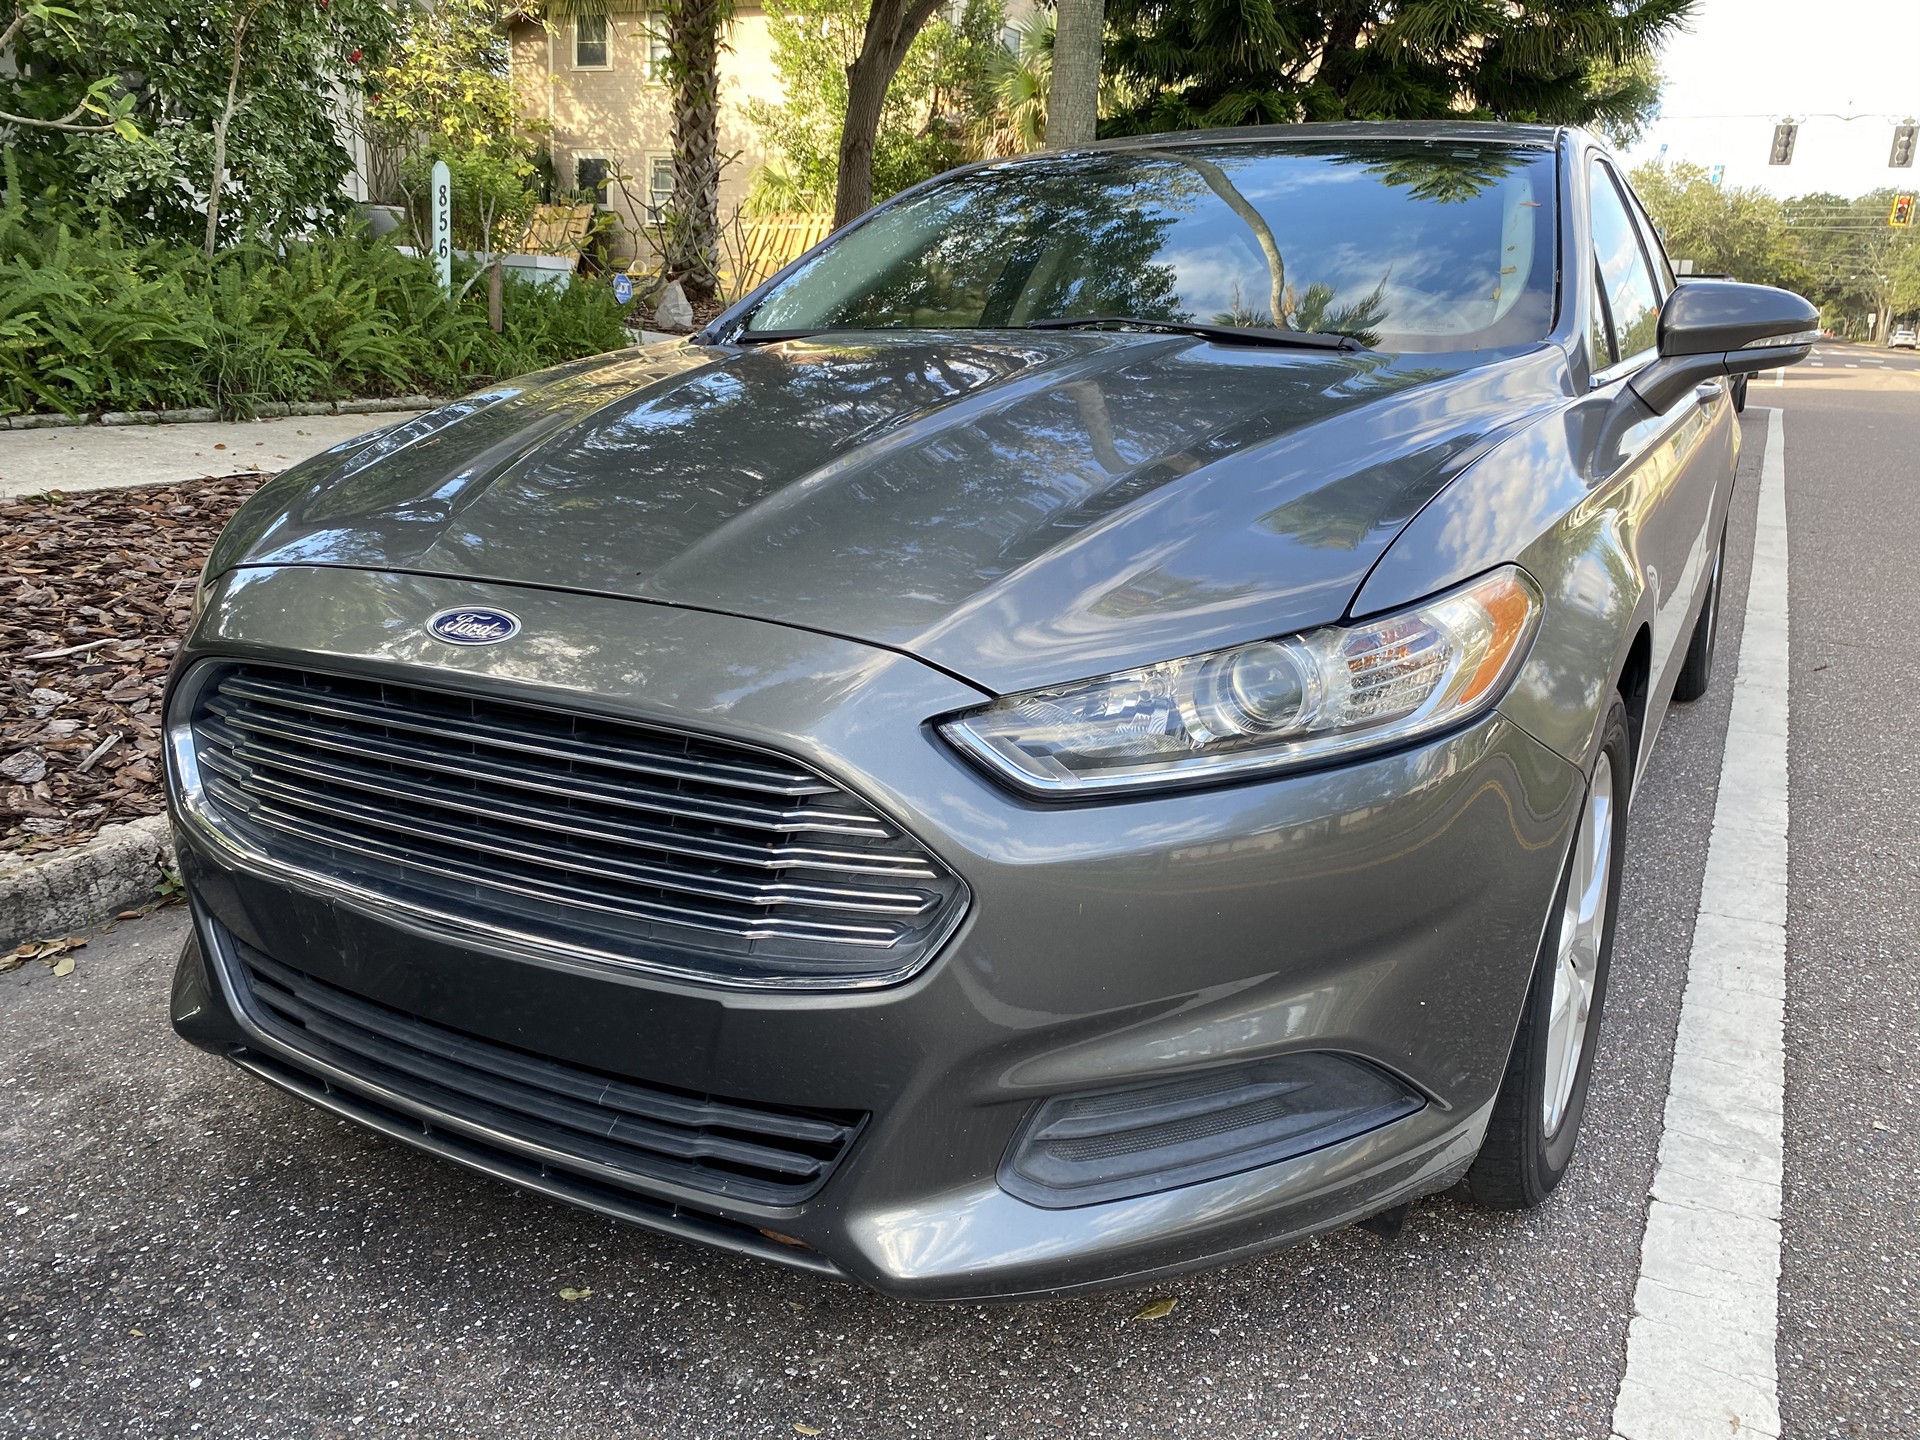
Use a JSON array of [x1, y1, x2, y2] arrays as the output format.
[[743, 140, 1559, 353]]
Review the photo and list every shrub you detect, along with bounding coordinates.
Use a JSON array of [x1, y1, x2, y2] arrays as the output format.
[[0, 208, 629, 419]]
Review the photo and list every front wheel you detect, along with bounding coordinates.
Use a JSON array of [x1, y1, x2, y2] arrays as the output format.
[[1464, 696, 1630, 1209]]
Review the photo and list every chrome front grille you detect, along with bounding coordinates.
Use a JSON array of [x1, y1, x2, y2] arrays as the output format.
[[222, 930, 863, 1206], [183, 664, 967, 987]]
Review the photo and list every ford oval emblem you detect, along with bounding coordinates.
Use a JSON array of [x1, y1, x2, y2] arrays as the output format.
[[427, 607, 521, 645]]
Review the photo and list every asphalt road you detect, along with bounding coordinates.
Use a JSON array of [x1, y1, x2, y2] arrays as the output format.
[[0, 344, 1912, 1438]]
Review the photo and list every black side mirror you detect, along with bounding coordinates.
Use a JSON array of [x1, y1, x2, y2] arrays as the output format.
[[1627, 280, 1819, 413]]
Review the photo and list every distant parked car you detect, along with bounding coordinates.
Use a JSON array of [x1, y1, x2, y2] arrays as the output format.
[[1890, 327, 1916, 349]]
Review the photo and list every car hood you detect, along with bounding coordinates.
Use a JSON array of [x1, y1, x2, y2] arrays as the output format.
[[213, 332, 1568, 694]]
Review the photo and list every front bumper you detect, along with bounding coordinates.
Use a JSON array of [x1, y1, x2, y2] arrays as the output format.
[[168, 566, 1584, 1299]]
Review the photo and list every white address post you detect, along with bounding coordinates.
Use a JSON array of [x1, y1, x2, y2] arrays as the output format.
[[431, 159, 452, 296]]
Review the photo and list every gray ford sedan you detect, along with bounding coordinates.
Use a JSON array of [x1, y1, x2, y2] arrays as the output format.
[[166, 123, 1815, 1299]]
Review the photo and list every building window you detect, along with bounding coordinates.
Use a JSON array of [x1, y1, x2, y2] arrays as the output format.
[[574, 14, 609, 68], [644, 15, 670, 83], [646, 154, 674, 223], [576, 156, 611, 206]]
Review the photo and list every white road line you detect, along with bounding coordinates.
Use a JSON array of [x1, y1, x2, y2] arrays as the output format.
[[1611, 407, 1790, 1440]]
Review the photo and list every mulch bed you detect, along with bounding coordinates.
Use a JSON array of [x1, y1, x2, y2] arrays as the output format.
[[2, 475, 270, 858]]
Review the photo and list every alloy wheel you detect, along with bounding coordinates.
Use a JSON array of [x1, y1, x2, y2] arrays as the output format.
[[1542, 753, 1615, 1139]]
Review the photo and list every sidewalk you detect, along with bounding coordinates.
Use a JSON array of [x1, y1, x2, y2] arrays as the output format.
[[0, 411, 426, 499]]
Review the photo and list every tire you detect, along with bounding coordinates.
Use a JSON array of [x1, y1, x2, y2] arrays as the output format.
[[1670, 522, 1727, 703], [1464, 696, 1631, 1210], [1731, 374, 1749, 413]]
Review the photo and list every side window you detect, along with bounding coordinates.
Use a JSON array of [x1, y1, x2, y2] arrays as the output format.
[[646, 154, 674, 223], [576, 157, 610, 206], [1625, 185, 1678, 295], [574, 15, 610, 68], [1589, 163, 1662, 366]]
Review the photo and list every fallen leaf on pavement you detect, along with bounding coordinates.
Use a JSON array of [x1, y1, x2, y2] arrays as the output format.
[[1130, 1296, 1178, 1321], [794, 1426, 822, 1436], [558, 1286, 593, 1302], [1, 935, 87, 974]]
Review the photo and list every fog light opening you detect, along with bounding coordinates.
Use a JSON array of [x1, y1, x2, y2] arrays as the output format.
[[1000, 1053, 1425, 1209]]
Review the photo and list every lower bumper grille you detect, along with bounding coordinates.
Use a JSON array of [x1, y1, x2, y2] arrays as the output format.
[[217, 929, 865, 1208]]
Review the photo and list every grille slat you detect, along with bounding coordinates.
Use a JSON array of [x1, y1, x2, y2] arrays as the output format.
[[203, 701, 889, 837], [197, 719, 938, 879], [187, 664, 969, 987], [215, 671, 832, 797], [201, 773, 907, 945], [225, 937, 863, 1205], [199, 757, 937, 916]]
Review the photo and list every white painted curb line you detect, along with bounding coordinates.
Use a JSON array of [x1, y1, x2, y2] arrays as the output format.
[[1611, 407, 1790, 1439]]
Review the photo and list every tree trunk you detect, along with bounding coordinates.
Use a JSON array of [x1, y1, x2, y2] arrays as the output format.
[[1170, 153, 1284, 323], [665, 0, 730, 300], [832, 0, 944, 229], [205, 4, 264, 258], [487, 257, 505, 333], [1046, 0, 1102, 148]]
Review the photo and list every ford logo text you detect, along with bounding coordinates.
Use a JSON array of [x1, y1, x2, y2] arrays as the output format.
[[427, 608, 521, 645]]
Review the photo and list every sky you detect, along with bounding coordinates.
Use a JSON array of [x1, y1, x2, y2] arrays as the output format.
[[1623, 0, 1920, 199]]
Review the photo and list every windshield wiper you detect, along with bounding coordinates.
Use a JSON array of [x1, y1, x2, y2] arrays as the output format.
[[1019, 315, 1366, 351]]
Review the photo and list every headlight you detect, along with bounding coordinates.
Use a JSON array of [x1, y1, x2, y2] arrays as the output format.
[[939, 566, 1542, 796]]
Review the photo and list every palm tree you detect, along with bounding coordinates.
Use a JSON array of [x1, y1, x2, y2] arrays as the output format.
[[658, 0, 731, 299], [1046, 0, 1101, 147], [537, 0, 729, 299], [986, 10, 1051, 156]]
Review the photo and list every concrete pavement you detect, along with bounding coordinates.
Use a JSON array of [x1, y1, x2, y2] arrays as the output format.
[[0, 411, 424, 499]]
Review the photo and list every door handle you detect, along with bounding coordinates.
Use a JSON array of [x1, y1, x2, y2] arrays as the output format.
[[1694, 381, 1723, 405]]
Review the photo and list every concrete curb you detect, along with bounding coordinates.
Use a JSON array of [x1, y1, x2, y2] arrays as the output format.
[[0, 816, 175, 950], [1, 396, 442, 431]]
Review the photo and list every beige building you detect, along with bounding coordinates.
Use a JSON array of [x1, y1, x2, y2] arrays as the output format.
[[508, 4, 783, 256]]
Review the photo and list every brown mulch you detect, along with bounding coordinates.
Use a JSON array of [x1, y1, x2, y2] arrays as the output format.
[[2, 474, 271, 858]]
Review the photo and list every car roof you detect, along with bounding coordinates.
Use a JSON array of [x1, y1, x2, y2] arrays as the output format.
[[1074, 120, 1566, 155]]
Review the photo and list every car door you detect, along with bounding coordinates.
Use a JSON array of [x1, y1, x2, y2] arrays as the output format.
[[1585, 156, 1728, 735]]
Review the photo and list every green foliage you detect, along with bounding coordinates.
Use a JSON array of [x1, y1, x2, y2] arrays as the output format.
[[1631, 162, 1920, 337], [365, 0, 543, 253], [0, 3, 144, 141], [985, 9, 1051, 156], [746, 0, 1003, 214], [0, 205, 628, 419], [1628, 161, 1810, 291], [2, 0, 396, 249], [1099, 0, 1695, 138]]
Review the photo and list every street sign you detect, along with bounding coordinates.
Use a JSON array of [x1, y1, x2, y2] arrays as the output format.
[[1890, 194, 1915, 227], [1709, 165, 1725, 188], [430, 159, 452, 296], [612, 273, 634, 305]]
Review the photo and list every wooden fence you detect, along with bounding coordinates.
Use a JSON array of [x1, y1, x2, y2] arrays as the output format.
[[723, 212, 835, 298]]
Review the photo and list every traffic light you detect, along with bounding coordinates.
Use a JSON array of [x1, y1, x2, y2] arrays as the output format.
[[1893, 122, 1918, 168], [1769, 121, 1798, 165], [1890, 194, 1915, 227]]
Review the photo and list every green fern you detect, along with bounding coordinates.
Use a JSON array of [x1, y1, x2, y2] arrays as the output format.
[[0, 204, 628, 419]]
